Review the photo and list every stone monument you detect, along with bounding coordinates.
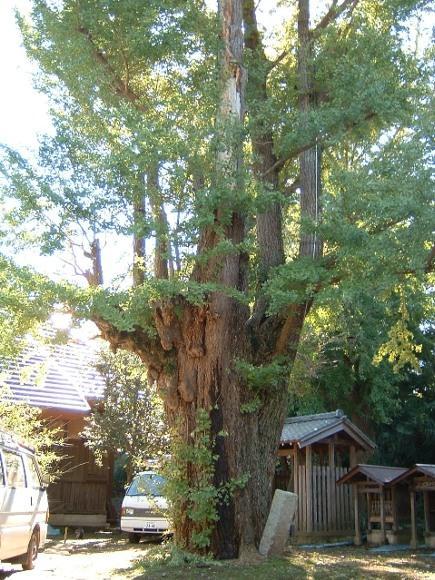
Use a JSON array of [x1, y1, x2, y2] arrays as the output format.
[[259, 489, 298, 557]]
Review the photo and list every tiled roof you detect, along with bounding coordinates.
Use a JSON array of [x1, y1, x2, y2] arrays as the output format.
[[390, 464, 435, 485], [337, 464, 407, 486], [1, 336, 106, 413], [280, 409, 375, 451]]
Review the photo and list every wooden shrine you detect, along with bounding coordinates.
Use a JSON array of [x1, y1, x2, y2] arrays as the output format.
[[392, 464, 435, 548], [276, 410, 375, 541], [337, 464, 408, 545]]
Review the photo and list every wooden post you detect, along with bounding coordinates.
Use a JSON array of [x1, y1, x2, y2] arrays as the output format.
[[294, 446, 299, 532], [354, 486, 362, 546], [328, 442, 336, 530], [328, 441, 335, 467], [380, 488, 386, 544], [350, 445, 357, 468], [410, 490, 417, 549], [391, 486, 398, 533], [306, 445, 313, 533], [423, 491, 431, 537]]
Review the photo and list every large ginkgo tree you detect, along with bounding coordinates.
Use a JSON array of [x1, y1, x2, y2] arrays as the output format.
[[1, 0, 433, 558]]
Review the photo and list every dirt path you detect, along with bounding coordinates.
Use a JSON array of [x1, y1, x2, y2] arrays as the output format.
[[0, 532, 151, 580]]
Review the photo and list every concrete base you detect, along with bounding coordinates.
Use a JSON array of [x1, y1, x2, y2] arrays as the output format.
[[367, 530, 387, 545], [49, 514, 107, 528], [426, 534, 435, 548], [386, 530, 409, 545]]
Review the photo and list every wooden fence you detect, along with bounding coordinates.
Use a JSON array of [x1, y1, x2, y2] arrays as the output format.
[[294, 465, 353, 535], [48, 480, 107, 514]]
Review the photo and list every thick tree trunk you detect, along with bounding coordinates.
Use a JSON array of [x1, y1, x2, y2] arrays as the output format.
[[152, 0, 288, 558], [298, 0, 322, 259], [97, 0, 318, 560], [145, 298, 288, 557]]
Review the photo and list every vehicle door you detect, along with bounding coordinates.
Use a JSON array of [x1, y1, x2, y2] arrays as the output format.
[[0, 450, 8, 560], [0, 449, 32, 559], [22, 453, 48, 537]]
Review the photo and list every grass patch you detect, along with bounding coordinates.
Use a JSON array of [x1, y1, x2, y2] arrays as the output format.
[[128, 542, 435, 580]]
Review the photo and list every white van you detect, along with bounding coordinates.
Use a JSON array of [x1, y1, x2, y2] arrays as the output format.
[[0, 430, 49, 570], [120, 471, 170, 543]]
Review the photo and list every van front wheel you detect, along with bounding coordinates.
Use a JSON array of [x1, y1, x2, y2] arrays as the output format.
[[128, 533, 141, 544], [22, 529, 39, 570]]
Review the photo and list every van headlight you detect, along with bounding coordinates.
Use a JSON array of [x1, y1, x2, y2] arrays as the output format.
[[121, 507, 135, 516]]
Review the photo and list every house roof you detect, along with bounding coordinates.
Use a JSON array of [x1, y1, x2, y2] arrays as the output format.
[[389, 464, 435, 485], [1, 336, 106, 413], [280, 409, 375, 451], [336, 464, 407, 486]]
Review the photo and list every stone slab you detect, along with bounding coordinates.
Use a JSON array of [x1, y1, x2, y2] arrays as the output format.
[[259, 489, 297, 557]]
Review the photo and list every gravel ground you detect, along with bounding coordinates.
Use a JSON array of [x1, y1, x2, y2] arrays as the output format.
[[1, 533, 434, 580], [0, 532, 151, 580]]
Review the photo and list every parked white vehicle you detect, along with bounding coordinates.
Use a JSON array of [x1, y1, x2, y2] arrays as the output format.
[[120, 471, 170, 543], [0, 430, 49, 570]]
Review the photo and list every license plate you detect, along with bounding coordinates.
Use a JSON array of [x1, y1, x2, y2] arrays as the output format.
[[144, 521, 156, 528]]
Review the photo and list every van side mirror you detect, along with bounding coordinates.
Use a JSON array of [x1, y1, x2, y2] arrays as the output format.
[[41, 475, 50, 489]]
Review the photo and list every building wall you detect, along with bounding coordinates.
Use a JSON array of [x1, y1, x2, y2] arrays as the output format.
[[39, 410, 113, 527]]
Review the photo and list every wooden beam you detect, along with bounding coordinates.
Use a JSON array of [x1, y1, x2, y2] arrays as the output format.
[[306, 445, 313, 533], [277, 447, 293, 457], [354, 485, 362, 546], [410, 490, 417, 548], [350, 445, 357, 468]]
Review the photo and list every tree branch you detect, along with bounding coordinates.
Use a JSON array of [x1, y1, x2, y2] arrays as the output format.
[[77, 26, 147, 112], [267, 110, 377, 177], [312, 0, 360, 38], [145, 164, 173, 281]]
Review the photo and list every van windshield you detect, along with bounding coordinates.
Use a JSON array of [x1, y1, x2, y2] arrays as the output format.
[[126, 473, 166, 497]]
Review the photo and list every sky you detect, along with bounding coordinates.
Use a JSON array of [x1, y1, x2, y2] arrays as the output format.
[[0, 0, 52, 154]]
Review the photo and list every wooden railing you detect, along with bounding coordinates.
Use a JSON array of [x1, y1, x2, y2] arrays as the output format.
[[294, 466, 353, 534]]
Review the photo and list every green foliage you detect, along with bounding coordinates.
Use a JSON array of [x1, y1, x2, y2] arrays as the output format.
[[373, 326, 435, 466], [82, 349, 169, 480], [235, 357, 289, 392], [0, 256, 61, 357], [163, 409, 218, 550], [0, 0, 431, 343], [374, 292, 422, 371], [163, 408, 248, 551], [0, 385, 64, 479]]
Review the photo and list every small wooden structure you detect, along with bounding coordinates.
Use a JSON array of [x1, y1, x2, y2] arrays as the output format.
[[337, 464, 408, 545], [277, 410, 375, 541], [3, 333, 113, 528], [392, 464, 435, 548]]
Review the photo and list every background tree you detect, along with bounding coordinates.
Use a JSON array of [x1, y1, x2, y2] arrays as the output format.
[[82, 349, 169, 482], [370, 324, 435, 466], [0, 0, 433, 558], [0, 386, 64, 479]]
